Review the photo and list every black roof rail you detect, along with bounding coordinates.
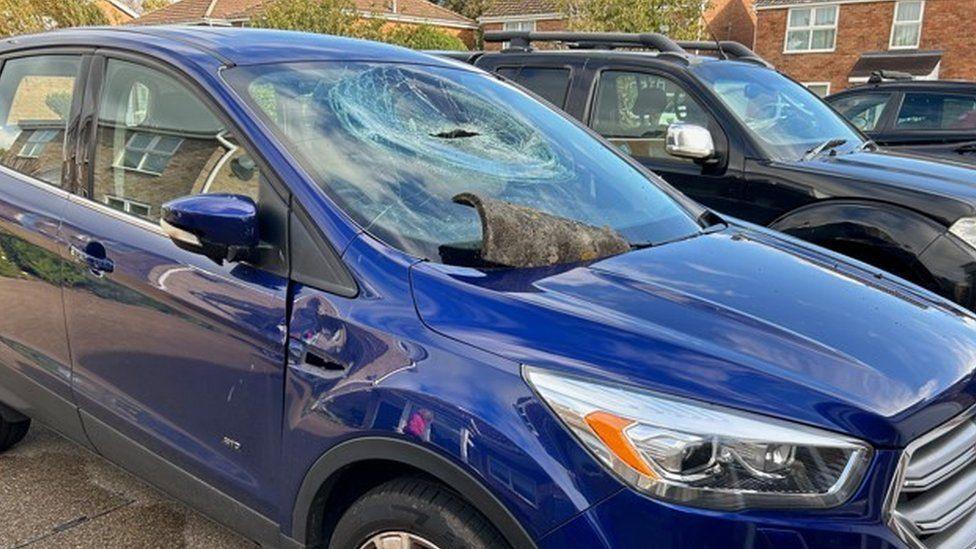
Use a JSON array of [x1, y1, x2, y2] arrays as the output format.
[[867, 70, 914, 83], [676, 40, 772, 67], [483, 31, 685, 54]]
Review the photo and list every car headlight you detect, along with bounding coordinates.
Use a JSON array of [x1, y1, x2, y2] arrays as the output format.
[[949, 217, 976, 249], [524, 367, 871, 510]]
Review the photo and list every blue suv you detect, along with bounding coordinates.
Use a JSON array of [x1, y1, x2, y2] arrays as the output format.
[[0, 27, 975, 549]]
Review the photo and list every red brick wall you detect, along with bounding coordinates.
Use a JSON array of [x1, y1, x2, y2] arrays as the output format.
[[755, 0, 976, 94], [482, 18, 568, 51], [920, 0, 976, 81], [705, 0, 756, 47]]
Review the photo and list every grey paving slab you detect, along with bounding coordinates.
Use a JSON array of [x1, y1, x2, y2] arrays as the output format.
[[0, 426, 256, 549]]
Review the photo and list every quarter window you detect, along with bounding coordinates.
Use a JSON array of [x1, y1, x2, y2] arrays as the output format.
[[785, 5, 838, 53], [0, 56, 81, 186], [890, 0, 924, 49], [91, 59, 261, 223]]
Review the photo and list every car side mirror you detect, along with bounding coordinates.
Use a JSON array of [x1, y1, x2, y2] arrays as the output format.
[[666, 123, 716, 161], [161, 193, 259, 264]]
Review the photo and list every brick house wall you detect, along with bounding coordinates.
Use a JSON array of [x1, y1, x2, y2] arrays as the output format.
[[706, 0, 757, 46], [481, 18, 568, 51], [479, 0, 756, 52], [755, 0, 976, 94]]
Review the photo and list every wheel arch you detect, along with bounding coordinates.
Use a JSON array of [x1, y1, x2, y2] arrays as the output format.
[[289, 436, 537, 549], [768, 199, 947, 288]]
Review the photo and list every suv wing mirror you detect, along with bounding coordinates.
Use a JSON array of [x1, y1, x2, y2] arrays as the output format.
[[666, 123, 716, 161], [161, 193, 259, 264]]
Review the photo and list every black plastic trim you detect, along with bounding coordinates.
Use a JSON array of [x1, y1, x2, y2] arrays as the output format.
[[290, 437, 536, 549]]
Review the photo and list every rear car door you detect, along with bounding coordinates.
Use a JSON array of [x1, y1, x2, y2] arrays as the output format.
[[61, 53, 290, 521], [888, 91, 976, 161], [0, 52, 92, 447]]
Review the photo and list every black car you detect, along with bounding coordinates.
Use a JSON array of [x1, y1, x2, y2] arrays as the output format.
[[827, 78, 976, 165], [444, 31, 976, 312]]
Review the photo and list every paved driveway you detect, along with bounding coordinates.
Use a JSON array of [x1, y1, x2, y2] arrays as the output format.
[[0, 425, 256, 548]]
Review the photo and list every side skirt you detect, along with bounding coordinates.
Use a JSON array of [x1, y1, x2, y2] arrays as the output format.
[[79, 410, 299, 548]]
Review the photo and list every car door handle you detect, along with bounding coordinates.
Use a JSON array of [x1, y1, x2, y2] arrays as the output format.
[[69, 243, 115, 276]]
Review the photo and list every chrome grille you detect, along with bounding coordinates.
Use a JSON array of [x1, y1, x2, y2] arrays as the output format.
[[888, 409, 976, 549]]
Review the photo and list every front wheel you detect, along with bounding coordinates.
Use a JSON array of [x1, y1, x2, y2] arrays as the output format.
[[329, 477, 508, 549], [0, 415, 29, 452]]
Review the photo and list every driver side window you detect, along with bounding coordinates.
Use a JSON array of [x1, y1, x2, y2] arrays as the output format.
[[91, 59, 261, 223], [591, 71, 710, 164]]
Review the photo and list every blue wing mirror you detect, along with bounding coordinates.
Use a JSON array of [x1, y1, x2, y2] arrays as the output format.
[[160, 194, 259, 264]]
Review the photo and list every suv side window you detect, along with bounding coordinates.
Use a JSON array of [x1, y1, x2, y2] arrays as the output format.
[[591, 71, 710, 163], [91, 59, 260, 223], [502, 67, 571, 107], [829, 92, 892, 131], [896, 92, 976, 131], [0, 56, 82, 186]]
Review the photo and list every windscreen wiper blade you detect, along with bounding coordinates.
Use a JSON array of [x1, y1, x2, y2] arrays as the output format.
[[803, 138, 847, 161]]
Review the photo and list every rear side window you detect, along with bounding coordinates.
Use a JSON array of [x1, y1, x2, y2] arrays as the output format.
[[829, 92, 892, 131], [500, 67, 571, 107], [0, 56, 82, 186], [896, 92, 976, 131]]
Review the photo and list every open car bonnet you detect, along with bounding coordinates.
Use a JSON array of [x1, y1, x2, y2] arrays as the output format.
[[410, 224, 976, 447]]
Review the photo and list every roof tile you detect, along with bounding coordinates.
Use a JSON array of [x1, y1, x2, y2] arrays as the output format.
[[482, 0, 560, 18], [133, 0, 473, 25]]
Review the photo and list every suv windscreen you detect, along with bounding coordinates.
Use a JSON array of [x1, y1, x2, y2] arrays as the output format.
[[692, 63, 864, 161], [227, 62, 701, 264]]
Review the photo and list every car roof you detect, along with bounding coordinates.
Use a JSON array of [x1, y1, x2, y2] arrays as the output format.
[[476, 49, 718, 63], [0, 26, 471, 70], [837, 80, 976, 94]]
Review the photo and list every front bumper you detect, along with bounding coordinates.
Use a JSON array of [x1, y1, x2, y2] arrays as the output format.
[[539, 449, 907, 549]]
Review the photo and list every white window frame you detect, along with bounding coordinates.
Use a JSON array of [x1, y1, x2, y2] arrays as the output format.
[[104, 195, 151, 218], [113, 132, 184, 176], [803, 81, 832, 97], [17, 129, 59, 158], [889, 0, 924, 50], [783, 4, 839, 54], [501, 19, 537, 49]]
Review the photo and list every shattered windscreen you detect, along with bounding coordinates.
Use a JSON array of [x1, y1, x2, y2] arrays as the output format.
[[229, 61, 701, 265]]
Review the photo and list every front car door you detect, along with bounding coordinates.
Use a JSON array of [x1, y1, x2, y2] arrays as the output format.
[[584, 66, 748, 216], [0, 52, 92, 447], [60, 53, 290, 525]]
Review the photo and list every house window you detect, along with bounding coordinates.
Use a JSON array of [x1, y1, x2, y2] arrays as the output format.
[[501, 20, 536, 49], [890, 0, 924, 49], [115, 132, 184, 176], [785, 5, 838, 53], [105, 195, 152, 218], [17, 129, 59, 158], [804, 82, 831, 97]]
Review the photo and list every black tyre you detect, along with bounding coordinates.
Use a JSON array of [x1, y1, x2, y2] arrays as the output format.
[[0, 415, 29, 452], [329, 477, 508, 549]]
